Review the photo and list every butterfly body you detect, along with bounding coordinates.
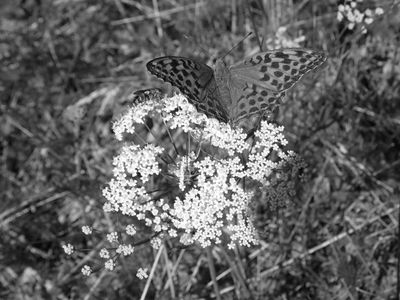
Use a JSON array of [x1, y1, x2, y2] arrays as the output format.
[[214, 59, 237, 120], [146, 48, 327, 131]]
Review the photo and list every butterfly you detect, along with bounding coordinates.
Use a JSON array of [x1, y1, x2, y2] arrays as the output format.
[[146, 48, 327, 131]]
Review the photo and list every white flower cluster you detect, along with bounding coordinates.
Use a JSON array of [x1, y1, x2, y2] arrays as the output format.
[[105, 259, 115, 271], [99, 248, 110, 259], [106, 232, 118, 243], [198, 121, 248, 155], [265, 26, 306, 49], [112, 98, 163, 140], [161, 95, 208, 131], [337, 0, 384, 33], [102, 144, 163, 218], [125, 224, 136, 236], [116, 244, 135, 256], [101, 94, 298, 250], [81, 226, 92, 235], [171, 157, 255, 248], [81, 265, 92, 276], [68, 93, 304, 277], [150, 237, 163, 249], [136, 268, 148, 280], [62, 243, 74, 255]]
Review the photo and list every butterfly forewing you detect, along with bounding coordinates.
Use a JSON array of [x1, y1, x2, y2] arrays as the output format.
[[146, 57, 229, 122], [226, 49, 326, 125]]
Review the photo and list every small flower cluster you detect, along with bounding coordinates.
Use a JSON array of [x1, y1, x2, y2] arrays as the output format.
[[81, 265, 92, 276], [102, 144, 164, 218], [266, 26, 306, 49], [136, 268, 148, 279], [337, 0, 384, 34], [170, 155, 257, 248], [62, 243, 74, 255], [83, 227, 137, 275]]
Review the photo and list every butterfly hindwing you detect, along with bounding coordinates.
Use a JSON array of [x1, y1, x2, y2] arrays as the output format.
[[225, 48, 326, 126], [232, 82, 286, 121], [227, 79, 286, 131]]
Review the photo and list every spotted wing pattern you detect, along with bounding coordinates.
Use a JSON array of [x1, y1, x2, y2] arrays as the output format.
[[146, 57, 229, 122], [225, 49, 327, 124]]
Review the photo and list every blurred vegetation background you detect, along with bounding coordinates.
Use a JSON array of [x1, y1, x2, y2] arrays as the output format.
[[1, 0, 399, 299]]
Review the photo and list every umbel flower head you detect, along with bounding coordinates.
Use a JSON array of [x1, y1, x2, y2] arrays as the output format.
[[103, 93, 302, 249]]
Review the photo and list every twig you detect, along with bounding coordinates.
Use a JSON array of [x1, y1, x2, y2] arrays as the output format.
[[140, 244, 164, 300], [111, 2, 205, 26], [206, 246, 221, 300]]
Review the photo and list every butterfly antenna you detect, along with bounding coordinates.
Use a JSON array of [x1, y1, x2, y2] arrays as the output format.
[[221, 32, 253, 60]]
